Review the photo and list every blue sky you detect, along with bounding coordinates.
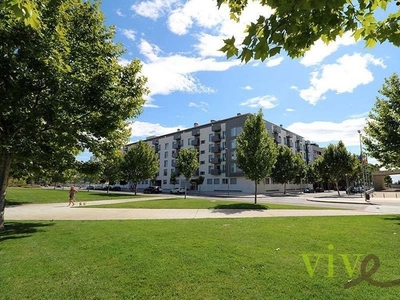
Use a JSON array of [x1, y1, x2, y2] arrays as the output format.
[[84, 1, 399, 176]]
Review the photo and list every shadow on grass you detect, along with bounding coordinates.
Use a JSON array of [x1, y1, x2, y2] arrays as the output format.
[[212, 203, 267, 214], [5, 200, 29, 206], [0, 222, 55, 242], [382, 216, 400, 225]]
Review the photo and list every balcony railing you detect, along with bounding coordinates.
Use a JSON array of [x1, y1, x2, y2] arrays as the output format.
[[192, 128, 200, 136], [211, 156, 221, 164], [191, 138, 200, 146], [172, 142, 181, 149], [173, 133, 181, 140], [211, 124, 221, 132], [210, 169, 221, 175], [212, 146, 221, 153], [172, 152, 178, 158], [211, 134, 221, 142]]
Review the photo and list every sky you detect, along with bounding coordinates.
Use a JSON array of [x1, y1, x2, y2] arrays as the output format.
[[83, 1, 399, 177]]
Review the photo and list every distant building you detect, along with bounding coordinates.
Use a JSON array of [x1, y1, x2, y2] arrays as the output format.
[[125, 113, 323, 194]]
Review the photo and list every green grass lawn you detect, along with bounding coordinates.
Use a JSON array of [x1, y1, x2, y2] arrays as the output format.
[[5, 187, 144, 205], [1, 216, 400, 299], [86, 198, 335, 210]]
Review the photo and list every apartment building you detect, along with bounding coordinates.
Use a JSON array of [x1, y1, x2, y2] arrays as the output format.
[[126, 113, 323, 194]]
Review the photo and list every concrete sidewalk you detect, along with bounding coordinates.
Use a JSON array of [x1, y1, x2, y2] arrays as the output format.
[[5, 196, 400, 221]]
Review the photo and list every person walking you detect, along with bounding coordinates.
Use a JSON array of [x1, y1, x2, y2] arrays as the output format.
[[68, 186, 78, 207]]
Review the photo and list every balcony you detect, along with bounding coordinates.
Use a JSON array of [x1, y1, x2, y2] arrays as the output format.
[[172, 142, 181, 149], [173, 133, 181, 140], [211, 156, 221, 164], [273, 126, 281, 133], [192, 128, 200, 136], [152, 139, 159, 145], [286, 132, 293, 138], [211, 124, 221, 132], [191, 138, 200, 146], [210, 169, 221, 175], [172, 151, 178, 158], [212, 146, 221, 153], [154, 145, 160, 152], [211, 134, 221, 142], [172, 161, 177, 167]]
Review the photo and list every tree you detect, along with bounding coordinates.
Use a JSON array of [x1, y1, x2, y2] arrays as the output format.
[[170, 172, 178, 187], [236, 109, 278, 203], [0, 0, 147, 230], [176, 148, 200, 199], [217, 0, 400, 62], [314, 141, 355, 196], [120, 141, 159, 195], [196, 175, 205, 195], [0, 0, 40, 28], [78, 157, 104, 190], [271, 145, 305, 194], [100, 152, 123, 193], [384, 175, 393, 186], [364, 73, 400, 169]]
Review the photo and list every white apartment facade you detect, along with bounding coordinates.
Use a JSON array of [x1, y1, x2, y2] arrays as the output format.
[[125, 113, 323, 194]]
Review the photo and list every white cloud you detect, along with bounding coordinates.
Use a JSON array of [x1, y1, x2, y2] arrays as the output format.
[[121, 29, 136, 41], [131, 0, 178, 20], [189, 101, 209, 112], [138, 39, 240, 97], [287, 117, 367, 146], [128, 121, 185, 139], [286, 108, 294, 112], [300, 32, 356, 66], [299, 53, 386, 105], [240, 95, 278, 109], [115, 9, 125, 17], [194, 33, 226, 57], [241, 86, 252, 90], [118, 58, 131, 66], [266, 57, 284, 67]]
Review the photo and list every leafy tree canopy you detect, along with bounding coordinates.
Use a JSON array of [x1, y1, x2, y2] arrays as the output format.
[[236, 109, 277, 203], [120, 141, 159, 195], [364, 73, 400, 168], [0, 0, 40, 28], [0, 0, 148, 229], [176, 148, 200, 198], [217, 0, 400, 62]]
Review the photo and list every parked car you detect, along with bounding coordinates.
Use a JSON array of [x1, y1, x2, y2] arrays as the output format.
[[111, 186, 122, 191], [303, 188, 314, 193], [315, 187, 324, 193], [170, 187, 186, 194], [143, 186, 163, 194]]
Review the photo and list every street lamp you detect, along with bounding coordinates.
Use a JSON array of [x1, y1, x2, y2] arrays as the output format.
[[226, 148, 230, 195], [358, 130, 366, 194]]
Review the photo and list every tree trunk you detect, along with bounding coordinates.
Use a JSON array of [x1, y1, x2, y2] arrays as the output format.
[[336, 181, 340, 196], [134, 183, 137, 196], [0, 152, 12, 231], [283, 182, 286, 194], [254, 181, 258, 204]]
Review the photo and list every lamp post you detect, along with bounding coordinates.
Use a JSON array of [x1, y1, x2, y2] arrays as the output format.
[[226, 148, 230, 195], [358, 130, 366, 195]]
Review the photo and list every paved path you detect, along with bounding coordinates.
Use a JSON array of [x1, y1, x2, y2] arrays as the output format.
[[5, 193, 400, 221]]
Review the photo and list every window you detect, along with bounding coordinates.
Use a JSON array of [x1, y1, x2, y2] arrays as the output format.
[[208, 154, 213, 163], [163, 169, 167, 176], [222, 131, 226, 139], [222, 141, 226, 150], [145, 180, 149, 184], [165, 143, 169, 150], [207, 179, 212, 184], [230, 178, 237, 184], [209, 144, 213, 153], [214, 178, 220, 184], [222, 178, 228, 184], [164, 152, 168, 158], [163, 180, 167, 184], [201, 140, 205, 144], [200, 150, 205, 154], [231, 126, 242, 137], [200, 161, 205, 165], [264, 178, 270, 184], [231, 139, 237, 149], [208, 165, 212, 174], [188, 137, 193, 146], [164, 160, 168, 167], [200, 171, 205, 175], [209, 133, 213, 142]]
